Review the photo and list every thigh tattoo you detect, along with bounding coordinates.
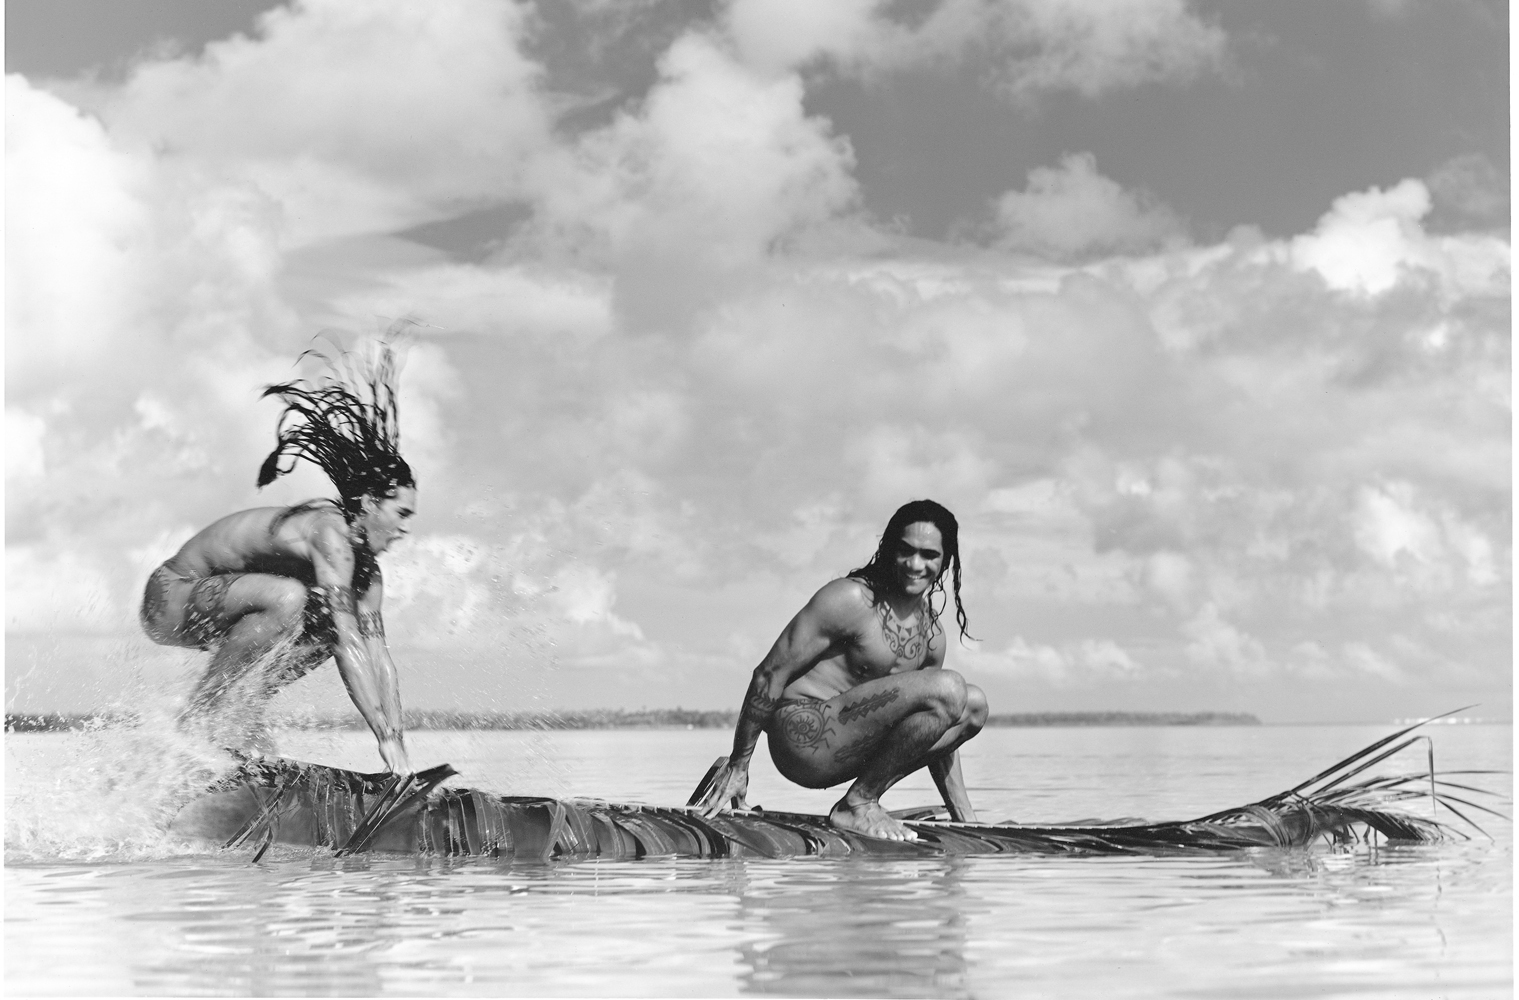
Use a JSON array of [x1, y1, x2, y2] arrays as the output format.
[[190, 575, 232, 617], [776, 700, 836, 754], [186, 575, 234, 647], [140, 567, 172, 629], [831, 737, 877, 769], [838, 688, 900, 725]]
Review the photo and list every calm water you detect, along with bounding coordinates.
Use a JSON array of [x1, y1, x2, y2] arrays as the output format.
[[5, 723, 1511, 997]]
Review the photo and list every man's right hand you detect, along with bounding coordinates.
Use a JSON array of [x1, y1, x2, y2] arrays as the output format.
[[694, 760, 750, 817]]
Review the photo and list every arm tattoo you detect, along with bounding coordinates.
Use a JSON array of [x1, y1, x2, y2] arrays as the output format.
[[838, 688, 900, 724], [743, 686, 780, 719], [323, 585, 357, 615], [357, 610, 385, 639]]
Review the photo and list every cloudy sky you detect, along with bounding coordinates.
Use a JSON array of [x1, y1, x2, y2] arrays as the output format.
[[6, 0, 1510, 724]]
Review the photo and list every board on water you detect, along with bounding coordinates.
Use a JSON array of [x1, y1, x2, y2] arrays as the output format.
[[168, 715, 1503, 861]]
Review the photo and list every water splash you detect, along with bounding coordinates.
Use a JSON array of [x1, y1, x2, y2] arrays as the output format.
[[5, 711, 240, 863], [4, 640, 308, 863]]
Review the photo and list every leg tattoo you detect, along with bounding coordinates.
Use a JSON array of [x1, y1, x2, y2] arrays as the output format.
[[775, 700, 836, 754], [838, 688, 901, 725], [186, 575, 234, 647]]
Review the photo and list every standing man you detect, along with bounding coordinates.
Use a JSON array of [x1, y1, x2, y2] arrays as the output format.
[[693, 500, 987, 841], [140, 344, 416, 774]]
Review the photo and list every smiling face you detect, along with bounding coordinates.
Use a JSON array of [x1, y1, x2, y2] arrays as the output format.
[[356, 486, 417, 554], [891, 521, 945, 598]]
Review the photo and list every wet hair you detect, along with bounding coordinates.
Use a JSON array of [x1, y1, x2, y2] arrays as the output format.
[[256, 341, 414, 524], [848, 499, 973, 643]]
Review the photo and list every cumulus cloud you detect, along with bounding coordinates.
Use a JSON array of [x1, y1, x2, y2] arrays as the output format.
[[6, 2, 1508, 721], [1426, 152, 1508, 227], [964, 635, 1145, 683], [993, 153, 1188, 258], [93, 0, 552, 244], [727, 0, 1227, 98]]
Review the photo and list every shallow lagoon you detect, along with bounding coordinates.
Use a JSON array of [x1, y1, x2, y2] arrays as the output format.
[[5, 724, 1511, 997]]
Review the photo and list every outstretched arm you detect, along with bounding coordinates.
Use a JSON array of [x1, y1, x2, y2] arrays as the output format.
[[695, 582, 855, 816], [310, 528, 412, 775]]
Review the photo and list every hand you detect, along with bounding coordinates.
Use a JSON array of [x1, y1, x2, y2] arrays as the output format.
[[378, 735, 413, 777], [694, 760, 750, 817]]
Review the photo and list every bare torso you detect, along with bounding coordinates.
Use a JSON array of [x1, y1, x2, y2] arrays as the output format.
[[777, 578, 946, 702]]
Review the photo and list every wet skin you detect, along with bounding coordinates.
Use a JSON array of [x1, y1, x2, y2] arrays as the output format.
[[140, 489, 417, 774], [694, 522, 987, 841]]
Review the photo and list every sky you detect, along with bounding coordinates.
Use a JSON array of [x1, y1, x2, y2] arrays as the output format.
[[5, 0, 1511, 724]]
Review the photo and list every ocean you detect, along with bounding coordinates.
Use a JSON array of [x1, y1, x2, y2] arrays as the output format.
[[4, 722, 1511, 997]]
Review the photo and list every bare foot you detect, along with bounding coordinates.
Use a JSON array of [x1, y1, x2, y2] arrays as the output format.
[[830, 797, 919, 841]]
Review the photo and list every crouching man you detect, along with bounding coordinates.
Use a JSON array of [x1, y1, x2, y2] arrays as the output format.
[[693, 500, 987, 841]]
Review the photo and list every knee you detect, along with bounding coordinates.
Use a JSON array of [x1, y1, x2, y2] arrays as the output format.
[[265, 582, 310, 632], [925, 670, 968, 721], [963, 684, 988, 731]]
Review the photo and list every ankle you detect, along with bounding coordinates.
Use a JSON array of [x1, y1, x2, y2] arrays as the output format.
[[838, 789, 881, 810]]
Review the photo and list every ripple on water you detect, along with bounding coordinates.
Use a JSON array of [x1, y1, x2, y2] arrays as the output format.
[[5, 725, 1511, 997]]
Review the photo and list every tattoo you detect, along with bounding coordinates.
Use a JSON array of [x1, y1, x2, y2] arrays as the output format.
[[743, 687, 780, 719], [190, 575, 233, 618], [838, 689, 900, 725], [832, 737, 877, 769], [775, 700, 836, 754], [323, 585, 357, 615], [140, 567, 171, 628], [878, 602, 927, 662], [357, 610, 385, 639]]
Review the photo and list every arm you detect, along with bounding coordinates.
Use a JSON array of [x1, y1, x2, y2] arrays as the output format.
[[695, 582, 855, 816], [310, 525, 412, 775], [929, 753, 977, 823], [921, 626, 976, 822]]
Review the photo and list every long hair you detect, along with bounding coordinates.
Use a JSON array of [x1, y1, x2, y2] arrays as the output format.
[[848, 499, 973, 643], [256, 340, 414, 523]]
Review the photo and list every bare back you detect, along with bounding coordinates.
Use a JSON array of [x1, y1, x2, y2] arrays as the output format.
[[776, 578, 947, 703], [165, 504, 358, 589]]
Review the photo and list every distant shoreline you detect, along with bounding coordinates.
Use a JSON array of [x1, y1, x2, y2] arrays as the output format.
[[5, 708, 1270, 733]]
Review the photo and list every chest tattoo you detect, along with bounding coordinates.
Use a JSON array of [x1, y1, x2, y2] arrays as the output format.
[[878, 602, 928, 663]]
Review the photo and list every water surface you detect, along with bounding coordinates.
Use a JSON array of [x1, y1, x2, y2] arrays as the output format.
[[5, 724, 1511, 997]]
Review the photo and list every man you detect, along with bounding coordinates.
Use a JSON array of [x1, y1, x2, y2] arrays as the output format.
[[693, 499, 987, 841], [140, 344, 415, 774]]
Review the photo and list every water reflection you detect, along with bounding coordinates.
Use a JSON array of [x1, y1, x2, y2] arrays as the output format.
[[723, 858, 975, 998]]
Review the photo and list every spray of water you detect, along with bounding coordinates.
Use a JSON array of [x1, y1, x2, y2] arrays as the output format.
[[5, 639, 304, 863]]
